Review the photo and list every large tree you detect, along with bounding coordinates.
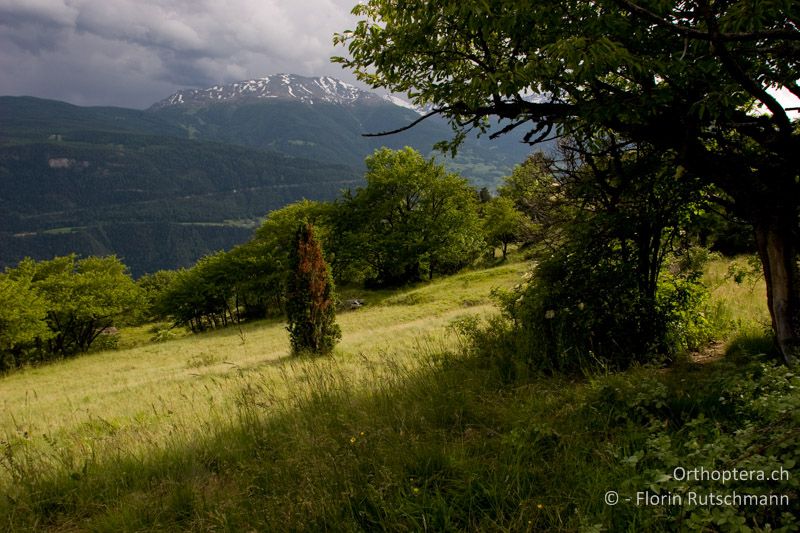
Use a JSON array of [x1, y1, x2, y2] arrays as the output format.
[[9, 255, 140, 356], [335, 0, 800, 363], [0, 274, 51, 368], [335, 147, 483, 285]]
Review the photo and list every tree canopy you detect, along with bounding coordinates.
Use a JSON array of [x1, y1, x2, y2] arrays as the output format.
[[0, 274, 51, 368], [335, 147, 483, 285], [1, 255, 140, 360]]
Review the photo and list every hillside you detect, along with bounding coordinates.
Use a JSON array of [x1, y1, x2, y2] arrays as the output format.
[[0, 117, 360, 275], [0, 258, 793, 531], [147, 74, 536, 181], [0, 79, 537, 275]]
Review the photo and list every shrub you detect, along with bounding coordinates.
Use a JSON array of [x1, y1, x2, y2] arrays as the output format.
[[286, 223, 341, 355], [497, 247, 711, 374]]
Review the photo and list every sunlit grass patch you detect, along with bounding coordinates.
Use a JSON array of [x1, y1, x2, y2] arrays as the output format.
[[0, 260, 526, 489]]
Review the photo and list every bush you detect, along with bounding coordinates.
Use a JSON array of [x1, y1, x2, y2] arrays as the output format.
[[286, 223, 341, 355], [495, 248, 712, 374]]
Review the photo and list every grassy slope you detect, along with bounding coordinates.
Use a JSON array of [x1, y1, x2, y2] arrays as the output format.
[[0, 263, 526, 501], [2, 256, 795, 532]]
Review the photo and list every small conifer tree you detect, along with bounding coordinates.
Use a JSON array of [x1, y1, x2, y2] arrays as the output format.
[[286, 223, 341, 354]]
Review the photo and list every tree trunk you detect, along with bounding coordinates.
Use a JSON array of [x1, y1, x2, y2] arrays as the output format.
[[754, 217, 800, 365]]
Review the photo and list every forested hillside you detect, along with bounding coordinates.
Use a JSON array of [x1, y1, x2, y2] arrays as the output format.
[[0, 85, 535, 275], [0, 96, 361, 275], [148, 95, 533, 181], [0, 129, 360, 275]]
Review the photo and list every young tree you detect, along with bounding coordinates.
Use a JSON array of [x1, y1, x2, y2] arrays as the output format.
[[335, 0, 800, 364], [482, 196, 527, 260], [286, 223, 341, 355]]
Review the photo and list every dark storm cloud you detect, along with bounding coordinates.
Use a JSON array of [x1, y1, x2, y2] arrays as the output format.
[[0, 0, 361, 108]]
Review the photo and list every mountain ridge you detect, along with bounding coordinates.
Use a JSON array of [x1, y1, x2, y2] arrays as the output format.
[[149, 73, 424, 114]]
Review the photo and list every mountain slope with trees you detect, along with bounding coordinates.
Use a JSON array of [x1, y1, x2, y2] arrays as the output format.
[[0, 127, 360, 275], [0, 76, 537, 275]]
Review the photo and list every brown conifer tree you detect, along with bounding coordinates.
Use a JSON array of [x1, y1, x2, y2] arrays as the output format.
[[286, 223, 341, 354]]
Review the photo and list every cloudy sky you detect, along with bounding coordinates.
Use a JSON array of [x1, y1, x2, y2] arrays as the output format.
[[0, 0, 363, 109]]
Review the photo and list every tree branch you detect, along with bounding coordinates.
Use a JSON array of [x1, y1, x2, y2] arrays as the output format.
[[615, 0, 800, 42], [698, 2, 794, 136], [364, 99, 576, 141], [361, 108, 447, 137]]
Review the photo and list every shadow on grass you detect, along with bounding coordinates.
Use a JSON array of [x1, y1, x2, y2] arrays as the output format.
[[2, 341, 797, 532], [724, 329, 780, 362]]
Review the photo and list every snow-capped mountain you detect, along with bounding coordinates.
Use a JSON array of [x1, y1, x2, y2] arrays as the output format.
[[145, 72, 536, 187], [150, 73, 423, 113]]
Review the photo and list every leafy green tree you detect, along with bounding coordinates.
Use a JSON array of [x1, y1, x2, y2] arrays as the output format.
[[255, 200, 334, 252], [158, 202, 335, 333], [156, 267, 210, 332], [250, 199, 338, 309], [335, 0, 800, 363], [136, 270, 179, 323], [223, 240, 286, 320], [336, 147, 483, 285], [482, 196, 527, 260], [157, 252, 239, 332], [0, 274, 51, 369], [13, 255, 140, 356], [501, 133, 709, 371], [286, 223, 341, 355]]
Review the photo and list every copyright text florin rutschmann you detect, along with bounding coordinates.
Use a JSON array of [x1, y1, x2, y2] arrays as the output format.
[[603, 466, 792, 507], [634, 490, 790, 507]]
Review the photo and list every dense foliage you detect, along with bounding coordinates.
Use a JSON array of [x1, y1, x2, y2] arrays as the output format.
[[148, 149, 496, 338], [0, 255, 139, 369], [487, 135, 711, 372], [0, 275, 51, 369], [481, 196, 527, 260], [334, 147, 484, 286]]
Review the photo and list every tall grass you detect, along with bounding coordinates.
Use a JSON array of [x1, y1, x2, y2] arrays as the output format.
[[702, 254, 775, 359], [0, 262, 526, 526], [1, 257, 794, 531]]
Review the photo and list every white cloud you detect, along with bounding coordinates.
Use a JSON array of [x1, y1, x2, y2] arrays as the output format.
[[769, 87, 800, 119]]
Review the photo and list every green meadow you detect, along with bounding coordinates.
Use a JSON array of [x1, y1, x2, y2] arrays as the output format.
[[2, 256, 797, 532], [1, 262, 526, 454]]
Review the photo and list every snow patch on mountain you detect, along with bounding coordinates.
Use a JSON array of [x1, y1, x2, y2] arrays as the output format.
[[151, 74, 397, 110], [380, 94, 431, 116]]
